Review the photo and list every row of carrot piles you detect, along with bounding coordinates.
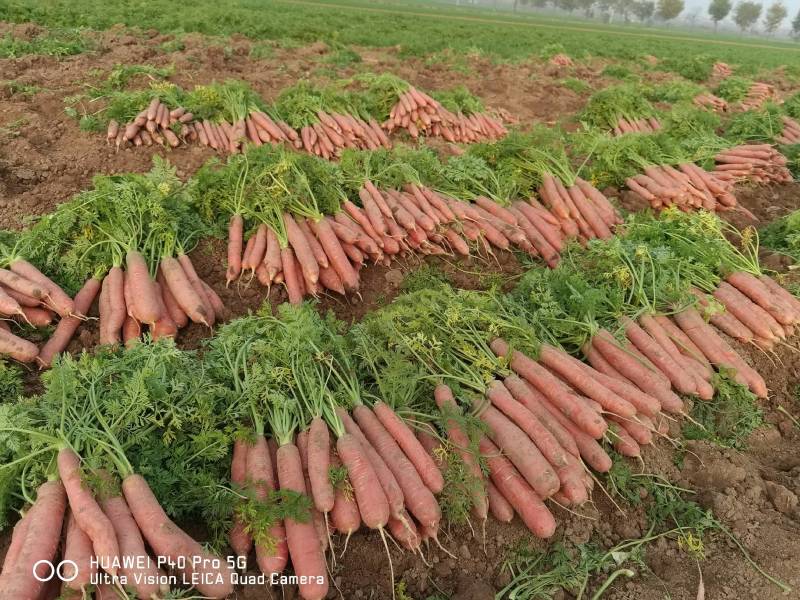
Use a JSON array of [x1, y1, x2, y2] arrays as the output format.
[[738, 82, 778, 111], [712, 62, 733, 78], [712, 144, 793, 186], [383, 87, 507, 143], [611, 116, 662, 137], [625, 163, 738, 213], [97, 252, 225, 348], [776, 116, 800, 145], [692, 93, 728, 113], [535, 174, 622, 245], [0, 450, 235, 600], [298, 111, 392, 160], [107, 97, 300, 154], [0, 259, 99, 369]]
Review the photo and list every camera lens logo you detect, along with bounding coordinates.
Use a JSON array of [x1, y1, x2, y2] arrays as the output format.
[[32, 560, 79, 583]]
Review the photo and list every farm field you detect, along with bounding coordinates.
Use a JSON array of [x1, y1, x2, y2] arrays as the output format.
[[1, 3, 800, 600]]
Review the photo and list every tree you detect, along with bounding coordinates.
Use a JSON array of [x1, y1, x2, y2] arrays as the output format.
[[708, 0, 733, 30], [657, 0, 684, 21], [763, 1, 787, 34], [733, 1, 762, 31], [576, 0, 596, 16], [632, 0, 656, 21], [793, 8, 800, 38]]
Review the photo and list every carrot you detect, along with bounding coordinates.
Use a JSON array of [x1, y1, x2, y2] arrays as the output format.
[[0, 268, 46, 300], [673, 308, 767, 397], [490, 338, 607, 438], [540, 174, 570, 219], [125, 251, 161, 326], [487, 480, 514, 522], [285, 213, 320, 285], [479, 437, 556, 538], [123, 474, 234, 598], [336, 433, 389, 530], [434, 385, 488, 520], [276, 442, 329, 600], [621, 316, 697, 395], [297, 431, 329, 553], [123, 315, 141, 347], [57, 448, 120, 576], [727, 272, 795, 325], [60, 510, 97, 595], [0, 327, 38, 363], [0, 481, 66, 600], [229, 439, 253, 559], [343, 200, 384, 248], [103, 266, 127, 343], [249, 436, 290, 576], [160, 258, 210, 326], [245, 224, 270, 272], [308, 218, 359, 293], [19, 306, 52, 327], [354, 404, 441, 528], [608, 414, 652, 446], [177, 254, 216, 327], [372, 401, 444, 495], [337, 407, 405, 521], [509, 206, 558, 265], [226, 214, 244, 285], [359, 187, 388, 236], [476, 395, 560, 498], [567, 185, 611, 239], [37, 276, 101, 368], [538, 344, 637, 417], [0, 286, 24, 318], [388, 509, 420, 551], [653, 315, 712, 373], [9, 259, 74, 317], [0, 510, 30, 579], [329, 446, 361, 537], [307, 416, 335, 513], [157, 270, 189, 329], [759, 275, 800, 318], [610, 421, 640, 457], [0, 286, 40, 308], [98, 476, 169, 599]]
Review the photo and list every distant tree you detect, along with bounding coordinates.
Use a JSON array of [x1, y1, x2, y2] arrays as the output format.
[[556, 0, 580, 12], [793, 8, 800, 38], [657, 0, 685, 21], [708, 0, 733, 30], [734, 1, 763, 31], [632, 0, 656, 21], [576, 0, 597, 16], [763, 1, 787, 34]]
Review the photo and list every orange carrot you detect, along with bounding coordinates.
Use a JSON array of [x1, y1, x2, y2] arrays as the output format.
[[37, 276, 101, 368], [60, 510, 98, 596], [0, 268, 46, 300], [307, 417, 334, 513], [336, 433, 389, 530], [276, 442, 329, 600], [0, 328, 38, 363], [727, 272, 795, 325], [249, 436, 289, 577], [487, 480, 514, 522], [285, 213, 320, 285], [229, 439, 252, 560], [158, 271, 189, 328], [226, 214, 244, 285], [125, 251, 161, 326], [329, 447, 361, 536], [19, 306, 52, 327], [160, 258, 210, 326], [177, 254, 216, 327], [308, 218, 359, 293], [9, 259, 74, 317], [296, 431, 329, 553]]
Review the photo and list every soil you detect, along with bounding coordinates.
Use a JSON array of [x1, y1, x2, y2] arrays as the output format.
[[2, 21, 800, 600]]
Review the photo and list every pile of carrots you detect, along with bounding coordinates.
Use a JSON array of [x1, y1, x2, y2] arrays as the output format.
[[99, 252, 225, 348], [383, 87, 507, 143], [611, 116, 662, 136], [713, 144, 793, 186], [0, 449, 234, 600], [298, 112, 392, 159], [226, 179, 621, 304], [692, 92, 728, 113], [777, 116, 800, 145], [625, 163, 739, 213], [549, 54, 574, 67], [738, 83, 778, 111], [0, 259, 100, 369], [712, 62, 733, 78], [108, 97, 299, 155]]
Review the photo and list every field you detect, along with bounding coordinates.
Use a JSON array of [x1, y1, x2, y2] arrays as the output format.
[[1, 2, 800, 600]]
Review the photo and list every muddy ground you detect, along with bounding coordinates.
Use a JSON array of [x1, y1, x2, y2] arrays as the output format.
[[1, 21, 800, 600]]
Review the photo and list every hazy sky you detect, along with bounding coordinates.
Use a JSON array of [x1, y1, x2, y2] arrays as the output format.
[[684, 0, 800, 14]]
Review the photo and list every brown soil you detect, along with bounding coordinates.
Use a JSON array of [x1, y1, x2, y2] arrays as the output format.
[[2, 21, 800, 600]]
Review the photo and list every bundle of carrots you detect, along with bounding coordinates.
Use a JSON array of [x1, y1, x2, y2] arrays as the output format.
[[107, 97, 299, 154], [98, 252, 225, 349], [625, 163, 738, 213], [777, 115, 800, 145], [713, 144, 793, 186], [738, 82, 779, 111], [549, 53, 574, 67], [611, 116, 662, 136], [712, 62, 733, 78], [0, 257, 102, 368], [535, 174, 622, 244], [692, 92, 728, 113], [383, 86, 507, 143], [0, 450, 234, 600], [298, 111, 391, 159]]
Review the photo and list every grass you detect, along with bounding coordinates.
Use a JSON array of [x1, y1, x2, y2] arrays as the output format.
[[1, 0, 796, 72], [560, 77, 591, 94], [3, 80, 41, 97], [0, 27, 91, 58]]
